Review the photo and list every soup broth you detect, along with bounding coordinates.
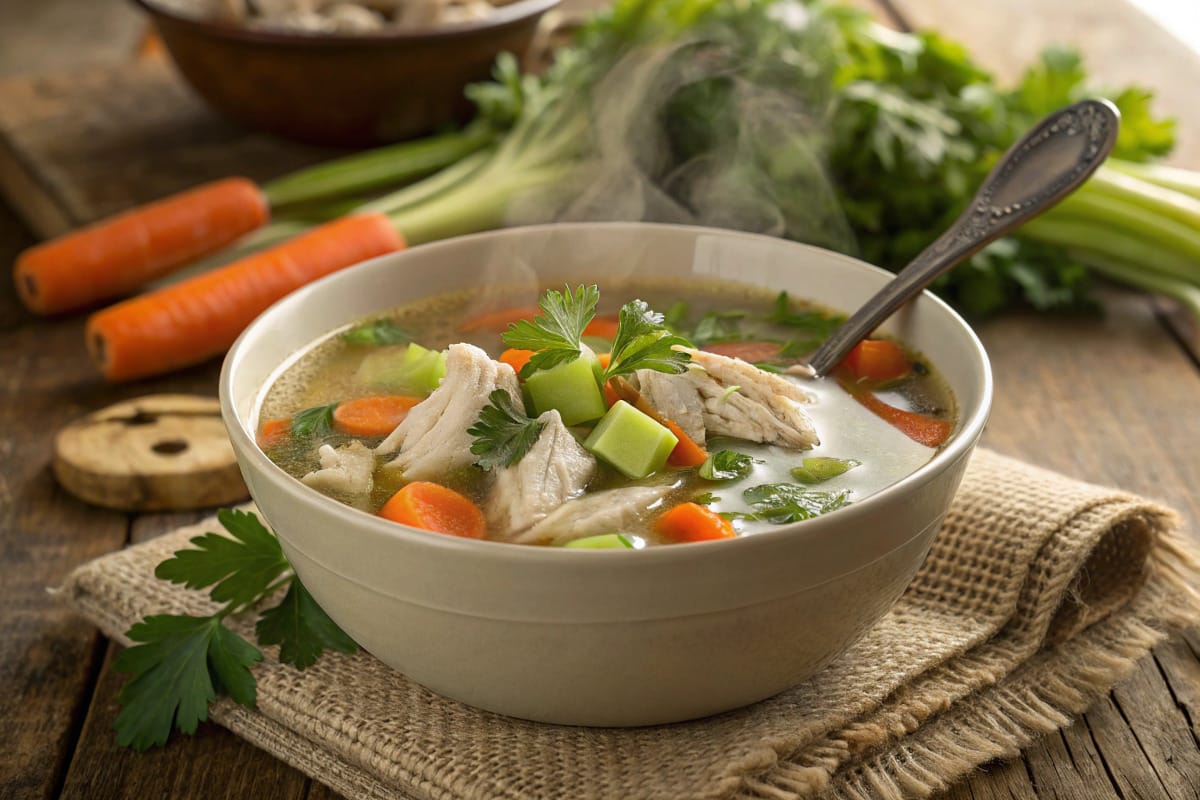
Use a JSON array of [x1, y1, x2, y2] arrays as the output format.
[[259, 279, 956, 547]]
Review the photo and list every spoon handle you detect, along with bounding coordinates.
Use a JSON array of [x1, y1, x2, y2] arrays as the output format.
[[806, 98, 1120, 378]]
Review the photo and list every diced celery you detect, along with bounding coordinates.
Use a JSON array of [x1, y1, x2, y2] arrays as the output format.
[[524, 348, 606, 426], [354, 342, 446, 395], [564, 533, 639, 549], [584, 400, 678, 479], [790, 457, 860, 484]]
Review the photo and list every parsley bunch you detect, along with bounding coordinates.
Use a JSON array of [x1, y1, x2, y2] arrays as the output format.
[[113, 509, 357, 751]]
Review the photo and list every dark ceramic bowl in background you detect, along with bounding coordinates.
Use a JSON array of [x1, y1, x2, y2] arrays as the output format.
[[133, 0, 560, 147]]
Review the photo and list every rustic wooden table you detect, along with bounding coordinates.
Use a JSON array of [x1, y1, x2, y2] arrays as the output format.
[[2, 1, 1199, 798]]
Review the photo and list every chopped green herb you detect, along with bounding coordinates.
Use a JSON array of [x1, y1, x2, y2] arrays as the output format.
[[733, 483, 851, 524], [115, 509, 357, 751], [340, 319, 414, 346], [468, 389, 545, 470], [662, 301, 690, 334], [698, 450, 758, 481], [691, 310, 747, 345], [692, 492, 721, 505], [791, 457, 861, 484], [767, 292, 843, 337], [600, 299, 692, 381], [290, 403, 337, 440], [502, 285, 598, 375]]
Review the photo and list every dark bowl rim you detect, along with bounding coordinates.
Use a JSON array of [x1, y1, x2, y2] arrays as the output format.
[[132, 0, 562, 47]]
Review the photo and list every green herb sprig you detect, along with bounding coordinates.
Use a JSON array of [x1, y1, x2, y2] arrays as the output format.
[[600, 299, 692, 381], [698, 450, 759, 481], [113, 509, 357, 751], [502, 285, 599, 376], [725, 483, 851, 525], [341, 319, 414, 346], [468, 390, 545, 470]]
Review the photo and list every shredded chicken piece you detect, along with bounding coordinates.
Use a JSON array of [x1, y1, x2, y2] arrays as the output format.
[[515, 485, 675, 546], [376, 343, 519, 481], [682, 347, 819, 449], [631, 369, 707, 443], [300, 441, 375, 502], [487, 410, 596, 540]]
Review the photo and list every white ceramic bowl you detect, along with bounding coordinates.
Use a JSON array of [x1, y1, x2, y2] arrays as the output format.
[[220, 223, 992, 726]]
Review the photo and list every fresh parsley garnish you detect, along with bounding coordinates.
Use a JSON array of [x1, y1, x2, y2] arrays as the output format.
[[693, 492, 721, 505], [113, 509, 358, 751], [729, 483, 851, 524], [600, 299, 692, 381], [698, 450, 758, 481], [468, 390, 545, 470], [690, 310, 746, 345], [341, 319, 414, 346], [290, 403, 337, 439], [502, 285, 599, 376]]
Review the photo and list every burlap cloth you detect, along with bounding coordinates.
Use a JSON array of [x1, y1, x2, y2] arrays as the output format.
[[61, 448, 1200, 800]]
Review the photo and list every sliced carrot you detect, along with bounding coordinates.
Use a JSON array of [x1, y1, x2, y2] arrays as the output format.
[[498, 348, 535, 375], [701, 341, 783, 363], [836, 371, 952, 448], [332, 395, 422, 437], [597, 352, 612, 369], [457, 305, 537, 333], [378, 481, 486, 539], [86, 213, 404, 382], [655, 502, 737, 543], [841, 340, 910, 382], [257, 417, 292, 450], [583, 315, 620, 340], [664, 420, 707, 467], [15, 178, 269, 315]]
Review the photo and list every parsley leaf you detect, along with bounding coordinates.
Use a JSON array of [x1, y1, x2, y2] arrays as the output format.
[[341, 319, 414, 346], [155, 508, 289, 611], [734, 483, 851, 524], [256, 580, 359, 669], [116, 509, 358, 751], [468, 390, 545, 470], [692, 492, 720, 505], [113, 614, 261, 751], [766, 292, 843, 337], [291, 403, 337, 440], [601, 299, 692, 381], [502, 285, 598, 375], [698, 450, 758, 481], [690, 310, 746, 345]]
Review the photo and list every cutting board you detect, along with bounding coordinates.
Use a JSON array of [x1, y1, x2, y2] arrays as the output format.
[[0, 59, 335, 238]]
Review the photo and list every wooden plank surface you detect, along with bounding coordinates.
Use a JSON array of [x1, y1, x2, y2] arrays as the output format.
[[1, 0, 1199, 799]]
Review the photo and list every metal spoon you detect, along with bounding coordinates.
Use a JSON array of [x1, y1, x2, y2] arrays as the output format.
[[801, 98, 1120, 378]]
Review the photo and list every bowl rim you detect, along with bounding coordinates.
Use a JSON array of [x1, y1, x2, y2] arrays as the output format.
[[133, 0, 562, 46], [221, 221, 993, 566]]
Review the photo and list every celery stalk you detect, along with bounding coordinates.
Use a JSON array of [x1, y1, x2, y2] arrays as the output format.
[[357, 148, 496, 217], [261, 122, 496, 209], [1067, 247, 1200, 320], [1047, 192, 1200, 265], [1021, 216, 1199, 286], [1106, 159, 1200, 202]]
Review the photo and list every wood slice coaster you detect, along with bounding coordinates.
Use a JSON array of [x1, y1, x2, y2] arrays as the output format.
[[54, 394, 248, 511]]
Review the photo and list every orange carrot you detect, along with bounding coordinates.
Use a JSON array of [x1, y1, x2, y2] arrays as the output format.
[[583, 315, 620, 340], [333, 395, 422, 437], [498, 348, 535, 375], [664, 420, 707, 467], [835, 371, 951, 448], [597, 352, 612, 369], [701, 341, 783, 363], [86, 213, 404, 382], [378, 481, 486, 539], [257, 417, 292, 450], [14, 178, 269, 315], [457, 306, 537, 333], [655, 502, 737, 543], [841, 340, 910, 382]]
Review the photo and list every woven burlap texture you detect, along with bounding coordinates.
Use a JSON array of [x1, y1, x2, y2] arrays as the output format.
[[62, 447, 1200, 800]]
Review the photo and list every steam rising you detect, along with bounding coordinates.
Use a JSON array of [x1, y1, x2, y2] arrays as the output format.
[[507, 20, 857, 258]]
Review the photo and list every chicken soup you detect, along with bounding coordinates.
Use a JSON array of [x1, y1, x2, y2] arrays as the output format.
[[258, 280, 955, 546]]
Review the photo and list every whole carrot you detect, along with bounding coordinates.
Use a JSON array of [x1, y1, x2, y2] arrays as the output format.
[[14, 178, 269, 315], [86, 213, 404, 382]]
